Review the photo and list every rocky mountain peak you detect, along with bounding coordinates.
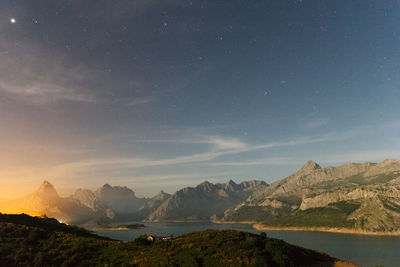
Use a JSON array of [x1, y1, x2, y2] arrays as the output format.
[[226, 179, 236, 186], [380, 158, 400, 166], [100, 183, 113, 191], [298, 160, 321, 172], [197, 181, 215, 191], [240, 180, 268, 188], [154, 190, 171, 200], [224, 180, 238, 190], [35, 180, 59, 199], [97, 184, 136, 197]]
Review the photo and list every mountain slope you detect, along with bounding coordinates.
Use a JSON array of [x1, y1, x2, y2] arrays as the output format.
[[138, 190, 171, 217], [224, 159, 400, 233], [146, 180, 268, 221], [95, 184, 149, 215], [0, 181, 106, 224], [71, 184, 151, 221]]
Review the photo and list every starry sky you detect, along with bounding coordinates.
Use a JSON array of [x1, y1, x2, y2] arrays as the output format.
[[0, 0, 399, 198]]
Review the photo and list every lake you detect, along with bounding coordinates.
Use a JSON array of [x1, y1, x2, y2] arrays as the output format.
[[94, 222, 400, 267]]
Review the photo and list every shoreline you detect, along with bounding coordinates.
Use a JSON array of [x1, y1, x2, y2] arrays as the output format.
[[252, 224, 400, 236], [143, 220, 208, 223], [94, 227, 147, 231], [213, 220, 400, 236], [93, 226, 147, 231], [211, 220, 257, 225], [95, 220, 400, 236], [94, 227, 132, 231]]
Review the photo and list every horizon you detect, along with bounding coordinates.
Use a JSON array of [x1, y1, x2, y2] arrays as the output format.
[[1, 1, 399, 199]]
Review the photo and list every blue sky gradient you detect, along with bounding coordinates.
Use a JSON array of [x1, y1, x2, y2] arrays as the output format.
[[0, 0, 399, 197]]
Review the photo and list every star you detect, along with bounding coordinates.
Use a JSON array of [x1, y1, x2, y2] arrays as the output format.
[[10, 18, 16, 24]]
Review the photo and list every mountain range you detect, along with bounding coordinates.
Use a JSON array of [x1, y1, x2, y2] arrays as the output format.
[[1, 158, 400, 232]]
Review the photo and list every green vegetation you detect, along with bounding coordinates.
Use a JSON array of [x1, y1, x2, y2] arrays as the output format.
[[344, 172, 399, 185], [274, 195, 302, 206], [261, 205, 357, 228], [96, 223, 146, 230], [0, 214, 341, 266], [0, 213, 104, 239], [345, 173, 367, 185], [229, 201, 359, 229], [383, 201, 400, 213], [123, 223, 146, 229], [311, 171, 399, 190], [328, 201, 361, 216], [369, 172, 399, 184], [227, 206, 289, 222]]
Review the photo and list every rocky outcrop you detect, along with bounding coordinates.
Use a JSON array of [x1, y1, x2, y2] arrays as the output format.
[[73, 189, 100, 210]]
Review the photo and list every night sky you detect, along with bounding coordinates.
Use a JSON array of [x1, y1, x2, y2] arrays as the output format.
[[1, 0, 399, 197]]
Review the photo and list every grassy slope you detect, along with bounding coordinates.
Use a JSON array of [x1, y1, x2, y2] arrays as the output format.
[[228, 201, 360, 228], [0, 214, 344, 267]]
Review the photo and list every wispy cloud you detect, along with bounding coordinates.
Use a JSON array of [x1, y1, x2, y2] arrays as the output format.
[[127, 97, 154, 107], [207, 136, 248, 150], [132, 135, 248, 150], [209, 157, 292, 167], [51, 133, 338, 174], [0, 80, 95, 104]]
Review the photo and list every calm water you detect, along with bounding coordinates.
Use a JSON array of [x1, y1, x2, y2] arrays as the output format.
[[94, 222, 400, 267]]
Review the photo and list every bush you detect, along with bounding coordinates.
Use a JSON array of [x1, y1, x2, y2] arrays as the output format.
[[132, 235, 152, 246]]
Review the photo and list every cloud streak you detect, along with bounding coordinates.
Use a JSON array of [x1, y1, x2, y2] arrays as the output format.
[[51, 133, 338, 174], [127, 97, 155, 107], [209, 157, 293, 167]]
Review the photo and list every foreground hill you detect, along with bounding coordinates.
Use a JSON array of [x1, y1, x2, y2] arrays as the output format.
[[224, 159, 400, 233], [0, 214, 355, 266]]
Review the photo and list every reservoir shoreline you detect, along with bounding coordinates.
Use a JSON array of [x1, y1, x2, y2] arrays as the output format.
[[212, 220, 400, 236]]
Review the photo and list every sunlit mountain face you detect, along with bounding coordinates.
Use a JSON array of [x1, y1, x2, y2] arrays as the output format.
[[0, 1, 399, 198], [0, 181, 59, 216]]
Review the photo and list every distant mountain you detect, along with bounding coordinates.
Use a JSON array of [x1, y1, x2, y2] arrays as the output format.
[[138, 190, 171, 217], [95, 184, 149, 215], [71, 184, 150, 221], [0, 181, 107, 224], [71, 188, 116, 220], [146, 180, 268, 222], [224, 159, 400, 233]]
